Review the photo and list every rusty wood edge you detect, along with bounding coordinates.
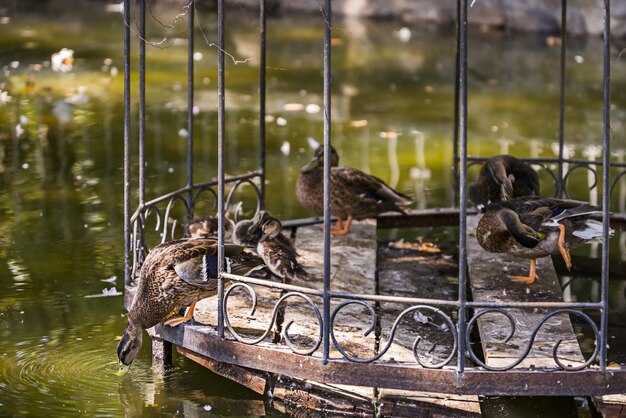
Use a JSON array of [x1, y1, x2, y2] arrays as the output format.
[[178, 346, 480, 417], [176, 346, 376, 415], [152, 324, 626, 397]]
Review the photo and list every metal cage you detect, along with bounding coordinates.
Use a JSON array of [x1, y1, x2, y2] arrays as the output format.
[[122, 0, 626, 397]]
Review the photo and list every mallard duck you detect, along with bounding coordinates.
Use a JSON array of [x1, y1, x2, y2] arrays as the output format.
[[296, 145, 412, 236], [186, 215, 233, 241], [476, 196, 613, 284], [117, 238, 264, 367], [187, 215, 271, 278], [469, 155, 539, 209], [246, 210, 310, 282]]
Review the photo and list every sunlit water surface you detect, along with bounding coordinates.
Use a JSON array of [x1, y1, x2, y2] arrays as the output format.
[[1, 1, 626, 416]]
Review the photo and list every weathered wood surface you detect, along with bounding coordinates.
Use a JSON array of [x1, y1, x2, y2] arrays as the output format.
[[190, 221, 479, 415], [593, 394, 626, 418], [376, 242, 481, 416], [466, 215, 586, 369], [194, 220, 379, 358], [376, 243, 459, 366]]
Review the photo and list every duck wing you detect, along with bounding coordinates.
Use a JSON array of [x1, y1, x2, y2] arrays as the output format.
[[332, 167, 412, 208], [163, 239, 246, 288]]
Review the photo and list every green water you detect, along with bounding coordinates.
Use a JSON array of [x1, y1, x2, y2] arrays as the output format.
[[1, 1, 625, 416]]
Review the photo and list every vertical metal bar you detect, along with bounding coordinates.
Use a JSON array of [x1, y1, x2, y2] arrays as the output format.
[[452, 0, 461, 207], [216, 0, 226, 338], [322, 0, 332, 364], [456, 0, 469, 374], [139, 0, 146, 207], [600, 0, 611, 370], [138, 0, 146, 260], [123, 0, 131, 286], [186, 0, 195, 219], [557, 0, 567, 197], [259, 0, 267, 209]]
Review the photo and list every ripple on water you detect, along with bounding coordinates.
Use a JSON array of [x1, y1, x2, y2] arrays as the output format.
[[0, 332, 157, 416]]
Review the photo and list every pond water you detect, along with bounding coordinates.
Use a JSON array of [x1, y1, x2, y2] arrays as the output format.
[[1, 1, 626, 416]]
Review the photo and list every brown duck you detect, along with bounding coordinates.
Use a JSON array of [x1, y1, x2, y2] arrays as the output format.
[[117, 238, 264, 367], [296, 145, 412, 236], [246, 210, 309, 283], [476, 196, 612, 284], [469, 155, 539, 209]]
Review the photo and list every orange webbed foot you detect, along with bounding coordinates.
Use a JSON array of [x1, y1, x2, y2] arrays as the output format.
[[511, 259, 537, 285], [331, 215, 353, 237], [164, 301, 196, 327], [556, 223, 572, 270]]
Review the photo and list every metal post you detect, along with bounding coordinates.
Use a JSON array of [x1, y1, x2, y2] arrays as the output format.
[[139, 0, 146, 211], [452, 0, 461, 206], [217, 0, 226, 338], [123, 0, 131, 288], [600, 0, 611, 370], [322, 0, 332, 364], [135, 0, 147, 268], [456, 0, 469, 374], [259, 0, 267, 209], [186, 0, 195, 220], [557, 0, 567, 197]]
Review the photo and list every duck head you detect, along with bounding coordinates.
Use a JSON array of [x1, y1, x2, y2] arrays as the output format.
[[117, 322, 143, 367], [249, 210, 282, 242], [300, 145, 340, 173]]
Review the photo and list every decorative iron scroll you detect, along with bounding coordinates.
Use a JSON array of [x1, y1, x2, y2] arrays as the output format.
[[330, 301, 458, 368], [465, 308, 600, 371], [468, 156, 626, 204], [223, 283, 323, 356], [128, 175, 264, 281]]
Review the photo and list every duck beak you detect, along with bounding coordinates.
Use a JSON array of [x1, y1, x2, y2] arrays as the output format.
[[261, 221, 281, 242], [116, 363, 131, 376], [300, 158, 320, 173]]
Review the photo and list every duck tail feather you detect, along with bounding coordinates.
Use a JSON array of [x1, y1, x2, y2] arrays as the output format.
[[572, 219, 615, 240]]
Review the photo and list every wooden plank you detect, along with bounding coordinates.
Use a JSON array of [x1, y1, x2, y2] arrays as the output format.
[[378, 390, 481, 417], [467, 214, 585, 369], [593, 394, 626, 418], [376, 241, 481, 416], [193, 220, 379, 359], [177, 346, 268, 394]]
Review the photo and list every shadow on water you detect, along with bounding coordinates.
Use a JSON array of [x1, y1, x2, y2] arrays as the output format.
[[0, 0, 625, 416]]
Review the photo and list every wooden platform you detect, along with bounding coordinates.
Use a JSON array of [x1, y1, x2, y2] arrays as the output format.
[[142, 215, 626, 416], [186, 220, 480, 416], [466, 215, 585, 369], [467, 214, 626, 417]]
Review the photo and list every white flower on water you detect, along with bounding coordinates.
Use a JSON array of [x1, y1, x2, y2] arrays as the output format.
[[15, 124, 24, 138], [51, 48, 74, 72], [0, 90, 12, 105]]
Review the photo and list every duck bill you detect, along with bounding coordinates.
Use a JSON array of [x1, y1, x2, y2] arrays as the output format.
[[116, 363, 131, 376], [261, 220, 281, 241], [300, 158, 320, 173]]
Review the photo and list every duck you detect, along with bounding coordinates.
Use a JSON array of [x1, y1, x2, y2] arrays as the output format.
[[296, 145, 412, 236], [117, 238, 264, 367], [186, 215, 233, 241], [232, 217, 259, 247], [246, 210, 310, 283], [469, 155, 539, 210], [476, 196, 613, 284]]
